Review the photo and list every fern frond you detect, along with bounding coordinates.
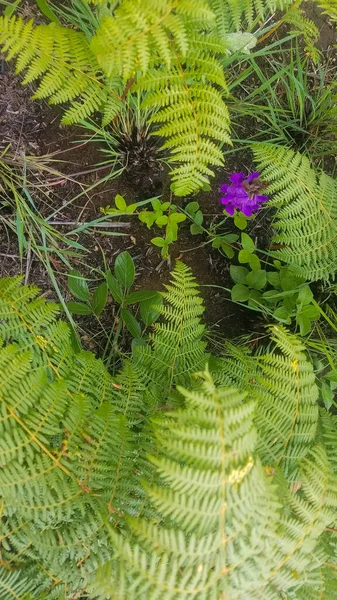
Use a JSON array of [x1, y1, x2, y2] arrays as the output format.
[[252, 143, 337, 281], [92, 372, 337, 599], [90, 0, 215, 78], [208, 0, 294, 34], [0, 15, 123, 125]]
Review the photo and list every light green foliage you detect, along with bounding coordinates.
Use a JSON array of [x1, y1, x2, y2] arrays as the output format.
[[1, 266, 337, 597], [252, 143, 337, 281], [208, 0, 294, 34]]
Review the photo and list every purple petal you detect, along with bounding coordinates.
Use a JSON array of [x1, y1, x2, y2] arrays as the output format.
[[220, 196, 228, 205], [246, 171, 260, 182], [241, 206, 254, 217], [254, 194, 268, 203], [220, 183, 228, 193], [224, 205, 235, 216], [229, 172, 245, 184]]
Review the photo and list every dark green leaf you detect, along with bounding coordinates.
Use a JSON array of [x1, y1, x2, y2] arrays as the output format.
[[194, 210, 203, 226], [296, 313, 312, 336], [121, 308, 142, 338], [92, 282, 108, 316], [185, 201, 199, 214], [266, 272, 281, 289], [231, 284, 250, 302], [190, 224, 203, 235], [222, 243, 235, 259], [114, 251, 135, 288], [68, 269, 90, 302], [297, 285, 313, 306], [140, 293, 163, 326], [246, 269, 267, 290], [66, 301, 92, 315], [230, 265, 249, 285], [273, 306, 292, 323], [124, 290, 157, 305], [106, 270, 123, 304]]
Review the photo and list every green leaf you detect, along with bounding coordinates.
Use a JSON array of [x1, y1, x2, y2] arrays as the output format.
[[156, 215, 169, 226], [222, 243, 235, 259], [234, 214, 247, 230], [298, 305, 320, 320], [170, 212, 186, 224], [115, 194, 127, 211], [190, 224, 203, 235], [193, 210, 203, 226], [121, 308, 142, 338], [248, 254, 261, 270], [92, 282, 108, 316], [238, 249, 252, 264], [241, 233, 255, 253], [266, 272, 281, 289], [124, 290, 157, 305], [114, 251, 135, 288], [185, 201, 199, 215], [151, 237, 166, 248], [139, 211, 157, 228], [297, 285, 313, 306], [35, 0, 60, 23], [140, 292, 163, 326], [151, 199, 162, 211], [212, 237, 222, 248], [231, 284, 250, 302], [223, 233, 239, 243], [280, 277, 298, 292], [106, 270, 123, 304], [230, 265, 249, 285], [296, 313, 312, 336], [5, 0, 22, 17], [68, 270, 90, 302], [246, 269, 267, 290], [273, 306, 292, 323], [248, 289, 262, 308], [65, 301, 92, 315]]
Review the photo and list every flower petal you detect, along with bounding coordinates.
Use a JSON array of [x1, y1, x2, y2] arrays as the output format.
[[246, 171, 260, 182], [229, 172, 245, 184], [225, 204, 235, 216], [255, 194, 268, 203], [241, 206, 254, 217], [220, 183, 228, 193]]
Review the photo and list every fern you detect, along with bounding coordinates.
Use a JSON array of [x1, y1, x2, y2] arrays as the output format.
[[91, 371, 337, 599], [252, 143, 337, 281], [2, 265, 337, 597], [208, 0, 294, 34]]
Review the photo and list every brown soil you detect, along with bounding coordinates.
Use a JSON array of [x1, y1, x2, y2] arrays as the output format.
[[0, 1, 335, 355]]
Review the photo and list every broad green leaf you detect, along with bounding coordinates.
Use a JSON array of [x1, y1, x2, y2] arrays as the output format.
[[299, 305, 320, 319], [92, 282, 108, 316], [139, 211, 157, 228], [248, 254, 261, 270], [266, 272, 281, 289], [246, 269, 267, 290], [124, 290, 157, 305], [151, 237, 166, 248], [234, 213, 247, 230], [114, 251, 135, 288], [222, 243, 235, 258], [241, 233, 255, 253], [68, 270, 90, 302], [5, 0, 22, 17], [106, 270, 123, 304], [65, 301, 92, 315], [115, 194, 127, 211], [297, 285, 313, 306], [156, 215, 169, 226], [193, 210, 203, 226], [223, 233, 239, 243], [230, 265, 249, 285], [238, 249, 252, 264], [296, 313, 312, 336], [185, 201, 199, 214], [190, 224, 203, 235], [231, 284, 250, 302], [170, 213, 186, 223], [273, 306, 292, 323], [140, 293, 163, 326], [121, 308, 142, 338]]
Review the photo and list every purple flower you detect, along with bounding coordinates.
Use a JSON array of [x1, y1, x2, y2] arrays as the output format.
[[220, 171, 268, 217]]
